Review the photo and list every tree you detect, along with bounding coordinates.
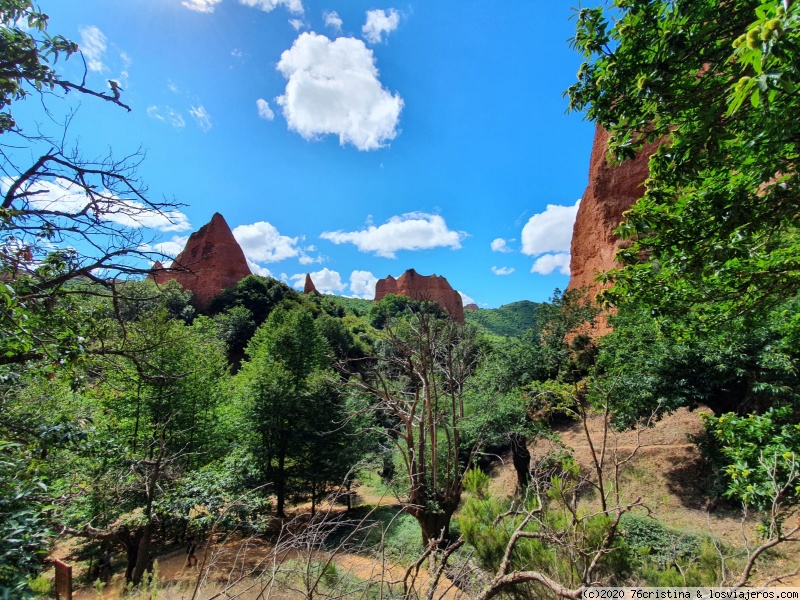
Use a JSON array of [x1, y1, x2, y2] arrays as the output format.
[[343, 304, 480, 546], [1, 1, 183, 368], [1, 2, 185, 592], [237, 305, 358, 518], [567, 0, 800, 323]]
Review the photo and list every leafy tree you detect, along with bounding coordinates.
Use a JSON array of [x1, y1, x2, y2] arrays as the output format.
[[56, 310, 229, 584], [237, 305, 358, 517], [567, 0, 800, 323], [0, 1, 182, 590]]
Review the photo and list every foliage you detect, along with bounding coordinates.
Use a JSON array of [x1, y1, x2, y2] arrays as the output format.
[[594, 298, 800, 427], [464, 300, 539, 338], [0, 442, 51, 597], [208, 275, 299, 326], [568, 0, 800, 323], [236, 305, 359, 517], [701, 407, 800, 512]]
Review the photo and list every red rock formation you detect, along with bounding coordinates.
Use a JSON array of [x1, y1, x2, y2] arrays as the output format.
[[464, 303, 479, 311], [303, 273, 319, 295], [150, 212, 251, 310], [374, 269, 465, 323], [568, 128, 661, 334]]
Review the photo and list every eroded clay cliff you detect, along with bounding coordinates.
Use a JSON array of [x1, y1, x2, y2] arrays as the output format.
[[568, 127, 660, 303], [150, 212, 251, 310], [374, 269, 465, 324]]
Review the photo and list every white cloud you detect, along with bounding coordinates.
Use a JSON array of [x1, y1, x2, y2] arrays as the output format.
[[247, 259, 273, 277], [521, 199, 580, 256], [491, 238, 512, 253], [182, 0, 223, 12], [189, 105, 212, 132], [232, 221, 301, 264], [321, 212, 465, 258], [256, 98, 275, 120], [151, 235, 189, 258], [239, 0, 304, 14], [458, 291, 475, 306], [324, 10, 343, 31], [3, 176, 192, 232], [79, 26, 107, 72], [167, 80, 180, 93], [291, 268, 344, 294], [147, 105, 185, 129], [530, 253, 571, 276], [288, 18, 305, 30], [275, 32, 403, 151], [362, 8, 399, 44], [349, 270, 377, 299], [491, 266, 515, 276]]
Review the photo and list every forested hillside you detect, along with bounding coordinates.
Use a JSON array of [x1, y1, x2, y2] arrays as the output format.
[[464, 300, 539, 337]]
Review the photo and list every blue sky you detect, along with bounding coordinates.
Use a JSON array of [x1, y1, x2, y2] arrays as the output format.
[[30, 0, 596, 308]]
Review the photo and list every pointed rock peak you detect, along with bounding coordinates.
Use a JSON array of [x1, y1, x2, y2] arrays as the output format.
[[304, 273, 319, 295], [152, 260, 164, 270], [209, 212, 228, 227], [152, 212, 251, 311]]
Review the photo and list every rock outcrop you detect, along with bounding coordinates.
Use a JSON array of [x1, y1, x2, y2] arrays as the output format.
[[464, 303, 478, 311], [149, 212, 251, 310], [303, 274, 319, 295], [374, 269, 465, 323], [568, 127, 660, 301]]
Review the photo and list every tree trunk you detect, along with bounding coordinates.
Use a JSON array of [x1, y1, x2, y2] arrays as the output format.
[[416, 510, 456, 548], [510, 433, 531, 492], [130, 522, 154, 585], [276, 454, 286, 518]]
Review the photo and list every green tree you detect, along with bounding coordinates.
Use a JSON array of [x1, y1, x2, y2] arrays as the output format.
[[568, 0, 800, 323], [237, 305, 357, 517]]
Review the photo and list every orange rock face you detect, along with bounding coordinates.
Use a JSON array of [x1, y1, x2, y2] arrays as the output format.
[[464, 303, 478, 311], [303, 273, 319, 295], [374, 269, 465, 324], [150, 212, 251, 310], [568, 127, 660, 302]]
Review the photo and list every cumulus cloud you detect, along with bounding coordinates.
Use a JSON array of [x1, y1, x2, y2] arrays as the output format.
[[79, 26, 107, 72], [362, 8, 399, 44], [147, 105, 186, 129], [521, 200, 580, 256], [320, 212, 465, 258], [491, 237, 513, 253], [491, 266, 515, 276], [291, 268, 344, 294], [288, 18, 305, 30], [256, 98, 275, 120], [247, 259, 273, 277], [3, 177, 192, 232], [240, 0, 304, 14], [530, 253, 571, 276], [324, 10, 343, 31], [189, 105, 212, 132], [350, 270, 377, 299], [151, 235, 189, 258], [275, 32, 403, 151], [458, 291, 475, 306], [232, 221, 301, 264]]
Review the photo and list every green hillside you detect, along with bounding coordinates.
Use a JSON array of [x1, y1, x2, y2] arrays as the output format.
[[465, 300, 539, 337]]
